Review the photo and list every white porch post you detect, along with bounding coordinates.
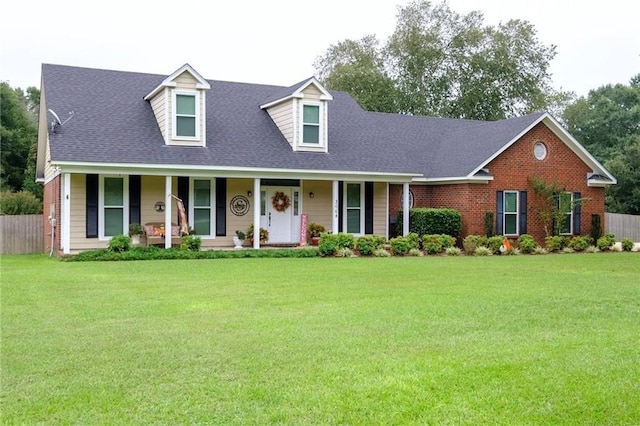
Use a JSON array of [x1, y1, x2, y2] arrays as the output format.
[[253, 178, 261, 249], [332, 180, 339, 234], [165, 176, 172, 249], [402, 183, 410, 236], [62, 173, 71, 255]]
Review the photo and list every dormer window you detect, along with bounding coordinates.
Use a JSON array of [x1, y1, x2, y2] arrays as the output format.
[[173, 91, 199, 140], [302, 104, 320, 144]]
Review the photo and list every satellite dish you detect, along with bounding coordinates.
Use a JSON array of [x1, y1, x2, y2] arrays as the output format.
[[48, 109, 61, 132]]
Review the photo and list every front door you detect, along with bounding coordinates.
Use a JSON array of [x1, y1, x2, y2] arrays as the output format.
[[260, 187, 300, 244]]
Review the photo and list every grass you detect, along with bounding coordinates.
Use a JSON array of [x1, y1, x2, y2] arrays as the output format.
[[2, 254, 639, 424]]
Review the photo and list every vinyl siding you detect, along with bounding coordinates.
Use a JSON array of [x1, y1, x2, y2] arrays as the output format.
[[149, 90, 167, 141], [301, 180, 333, 231], [44, 137, 55, 182], [69, 174, 107, 250], [373, 182, 387, 236], [266, 100, 294, 146], [167, 71, 205, 147]]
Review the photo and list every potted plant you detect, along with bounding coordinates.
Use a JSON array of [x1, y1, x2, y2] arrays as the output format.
[[246, 224, 269, 245], [307, 222, 326, 246], [128, 223, 144, 245], [233, 230, 245, 249]]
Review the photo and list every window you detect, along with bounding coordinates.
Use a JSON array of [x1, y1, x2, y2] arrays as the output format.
[[558, 192, 573, 235], [192, 179, 214, 236], [100, 176, 129, 238], [174, 92, 198, 139], [503, 191, 519, 235], [302, 104, 320, 144], [345, 183, 363, 234]]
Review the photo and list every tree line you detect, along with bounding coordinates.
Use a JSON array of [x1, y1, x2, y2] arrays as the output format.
[[1, 0, 638, 215]]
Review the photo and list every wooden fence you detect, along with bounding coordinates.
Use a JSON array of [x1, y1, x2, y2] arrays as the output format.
[[605, 213, 640, 242], [0, 215, 44, 255]]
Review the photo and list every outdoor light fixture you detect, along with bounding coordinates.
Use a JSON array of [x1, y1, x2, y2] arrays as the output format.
[[309, 192, 315, 198], [247, 190, 252, 197]]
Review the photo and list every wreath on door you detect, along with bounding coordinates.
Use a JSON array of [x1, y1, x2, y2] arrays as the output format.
[[271, 191, 291, 212]]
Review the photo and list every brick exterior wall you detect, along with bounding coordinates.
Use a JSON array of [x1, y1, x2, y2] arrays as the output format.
[[42, 175, 62, 254], [390, 123, 607, 244]]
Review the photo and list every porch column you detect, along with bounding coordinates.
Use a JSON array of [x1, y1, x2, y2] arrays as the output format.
[[253, 178, 261, 249], [165, 176, 172, 249], [61, 172, 71, 255], [402, 183, 410, 236], [332, 180, 339, 233]]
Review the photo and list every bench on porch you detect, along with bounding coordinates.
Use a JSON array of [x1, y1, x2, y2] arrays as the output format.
[[144, 222, 182, 247]]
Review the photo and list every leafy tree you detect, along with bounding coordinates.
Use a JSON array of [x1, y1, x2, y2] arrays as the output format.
[[314, 0, 570, 120], [529, 177, 587, 237], [1, 82, 38, 193], [604, 136, 640, 215]]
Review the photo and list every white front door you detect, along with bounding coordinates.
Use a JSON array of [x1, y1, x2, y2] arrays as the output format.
[[260, 187, 300, 244]]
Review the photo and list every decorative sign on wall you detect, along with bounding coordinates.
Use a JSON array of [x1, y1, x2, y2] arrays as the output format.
[[230, 195, 250, 216], [154, 201, 165, 212]]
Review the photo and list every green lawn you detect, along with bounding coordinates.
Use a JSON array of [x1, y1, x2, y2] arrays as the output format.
[[2, 254, 639, 424]]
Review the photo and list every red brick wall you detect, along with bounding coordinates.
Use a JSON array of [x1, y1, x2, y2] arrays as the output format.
[[389, 122, 606, 244], [42, 175, 61, 254]]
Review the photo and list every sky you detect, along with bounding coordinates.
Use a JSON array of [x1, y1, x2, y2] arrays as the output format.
[[1, 0, 638, 98]]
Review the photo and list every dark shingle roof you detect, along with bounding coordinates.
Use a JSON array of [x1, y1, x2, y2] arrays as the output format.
[[42, 64, 545, 179]]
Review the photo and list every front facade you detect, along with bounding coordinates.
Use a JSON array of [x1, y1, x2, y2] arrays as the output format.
[[36, 63, 615, 254]]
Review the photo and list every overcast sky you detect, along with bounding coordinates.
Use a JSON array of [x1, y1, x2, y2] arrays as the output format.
[[1, 0, 638, 99]]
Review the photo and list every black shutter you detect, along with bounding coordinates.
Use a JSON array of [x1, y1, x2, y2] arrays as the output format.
[[573, 192, 581, 235], [496, 191, 504, 236], [338, 181, 344, 233], [178, 177, 189, 229], [129, 175, 141, 225], [519, 191, 527, 235], [216, 178, 227, 236], [365, 182, 374, 234], [86, 174, 98, 238]]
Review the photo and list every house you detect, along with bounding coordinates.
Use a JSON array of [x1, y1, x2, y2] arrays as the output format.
[[36, 63, 616, 254]]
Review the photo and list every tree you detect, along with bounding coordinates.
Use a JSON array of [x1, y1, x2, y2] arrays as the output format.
[[562, 75, 640, 214], [529, 177, 587, 237], [314, 0, 570, 120]]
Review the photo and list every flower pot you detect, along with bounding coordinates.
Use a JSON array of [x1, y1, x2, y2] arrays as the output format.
[[131, 235, 141, 246], [311, 237, 320, 246], [233, 236, 244, 249]]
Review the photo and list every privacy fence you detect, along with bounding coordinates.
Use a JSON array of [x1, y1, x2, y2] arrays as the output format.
[[0, 215, 44, 255], [605, 213, 640, 242]]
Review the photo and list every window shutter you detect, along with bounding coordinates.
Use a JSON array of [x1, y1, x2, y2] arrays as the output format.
[[338, 181, 344, 233], [573, 192, 581, 235], [178, 177, 189, 229], [365, 182, 374, 234], [86, 174, 98, 238], [552, 192, 559, 234], [129, 175, 141, 225], [496, 191, 504, 236], [519, 191, 527, 235], [215, 178, 227, 236]]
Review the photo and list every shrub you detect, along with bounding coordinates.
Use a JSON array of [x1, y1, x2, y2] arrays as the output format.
[[474, 246, 492, 256], [597, 233, 616, 251], [397, 208, 462, 239], [517, 234, 537, 254], [408, 248, 424, 257], [389, 234, 419, 256], [108, 234, 131, 252], [373, 248, 391, 257], [545, 236, 566, 252], [439, 234, 456, 249], [445, 246, 462, 256], [422, 234, 443, 254], [487, 236, 504, 254], [621, 238, 634, 252], [355, 235, 386, 256], [584, 246, 599, 253], [484, 211, 494, 237], [181, 235, 202, 251], [561, 247, 575, 254], [318, 233, 338, 256], [336, 247, 355, 257], [567, 236, 593, 252], [533, 246, 548, 255], [462, 235, 488, 255], [590, 213, 602, 243], [246, 224, 269, 243], [336, 233, 355, 250], [0, 190, 42, 215]]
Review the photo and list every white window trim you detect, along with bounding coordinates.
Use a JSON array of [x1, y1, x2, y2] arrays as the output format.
[[300, 101, 324, 147], [559, 192, 574, 235], [503, 190, 519, 236], [344, 182, 364, 236], [98, 175, 129, 240], [189, 178, 216, 239], [172, 90, 200, 141]]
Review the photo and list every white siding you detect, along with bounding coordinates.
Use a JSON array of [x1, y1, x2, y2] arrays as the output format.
[[149, 90, 166, 141], [266, 100, 294, 146]]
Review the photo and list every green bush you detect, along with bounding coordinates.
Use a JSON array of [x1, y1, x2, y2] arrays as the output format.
[[336, 233, 355, 250], [545, 236, 566, 252], [445, 246, 462, 256], [0, 190, 42, 215], [474, 246, 492, 256], [397, 208, 462, 239], [355, 235, 386, 256], [597, 234, 616, 251], [484, 211, 494, 237], [462, 235, 488, 255], [621, 238, 634, 252], [567, 236, 593, 252], [181, 235, 202, 251], [439, 234, 456, 249], [487, 236, 504, 254], [389, 234, 419, 256], [318, 233, 338, 256], [422, 234, 443, 254], [590, 214, 602, 243], [108, 234, 131, 252], [517, 234, 537, 254]]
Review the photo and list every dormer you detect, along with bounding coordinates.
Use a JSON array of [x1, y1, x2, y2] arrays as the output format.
[[260, 77, 333, 153], [144, 64, 211, 147]]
